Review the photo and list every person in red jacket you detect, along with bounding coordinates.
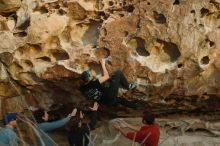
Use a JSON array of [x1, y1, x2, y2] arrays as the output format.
[[114, 111, 160, 146]]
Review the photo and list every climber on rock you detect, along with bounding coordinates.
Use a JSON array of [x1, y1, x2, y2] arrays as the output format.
[[66, 102, 99, 146], [0, 113, 19, 146], [80, 58, 138, 109], [113, 111, 160, 146]]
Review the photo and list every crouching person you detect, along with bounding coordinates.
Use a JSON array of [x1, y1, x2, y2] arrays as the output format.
[[0, 113, 19, 146], [66, 102, 99, 146], [114, 111, 160, 146]]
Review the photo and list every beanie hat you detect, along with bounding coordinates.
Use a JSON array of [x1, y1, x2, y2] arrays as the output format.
[[81, 70, 90, 82], [3, 113, 17, 125]]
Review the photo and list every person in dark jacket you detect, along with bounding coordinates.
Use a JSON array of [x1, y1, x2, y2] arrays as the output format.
[[66, 102, 99, 146], [80, 59, 137, 108]]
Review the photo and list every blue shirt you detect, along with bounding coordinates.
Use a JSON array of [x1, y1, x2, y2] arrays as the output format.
[[0, 126, 18, 146]]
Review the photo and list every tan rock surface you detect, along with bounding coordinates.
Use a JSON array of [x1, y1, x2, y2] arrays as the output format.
[[0, 0, 219, 145], [0, 0, 21, 14]]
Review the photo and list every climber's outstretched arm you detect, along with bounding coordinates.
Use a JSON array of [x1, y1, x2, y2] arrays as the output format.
[[98, 59, 109, 84]]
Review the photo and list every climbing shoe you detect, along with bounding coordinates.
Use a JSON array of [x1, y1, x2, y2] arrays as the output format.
[[129, 83, 137, 90]]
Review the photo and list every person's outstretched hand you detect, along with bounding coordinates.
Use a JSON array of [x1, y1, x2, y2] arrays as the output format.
[[89, 102, 99, 111], [120, 121, 129, 128], [70, 108, 77, 117], [113, 124, 121, 131]]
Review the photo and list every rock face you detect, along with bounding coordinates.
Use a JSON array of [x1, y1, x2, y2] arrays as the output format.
[[0, 0, 220, 145]]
